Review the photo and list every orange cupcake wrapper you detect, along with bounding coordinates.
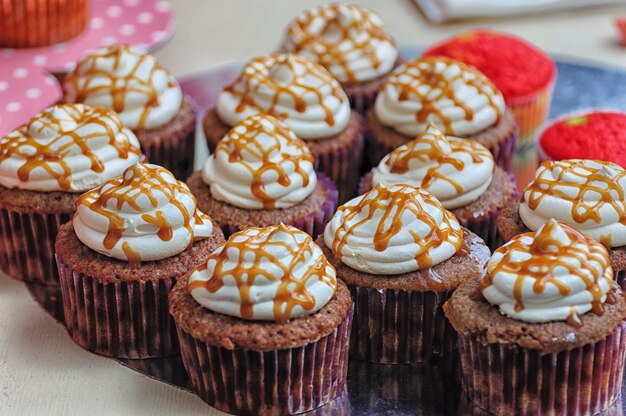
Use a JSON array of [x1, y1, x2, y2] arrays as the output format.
[[509, 80, 556, 149]]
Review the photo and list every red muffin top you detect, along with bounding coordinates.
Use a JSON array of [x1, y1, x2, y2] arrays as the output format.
[[424, 30, 556, 100], [540, 111, 626, 167]]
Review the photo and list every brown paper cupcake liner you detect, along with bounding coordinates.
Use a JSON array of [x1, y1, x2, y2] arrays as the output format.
[[0, 208, 72, 285], [176, 310, 353, 416], [348, 283, 455, 364], [57, 257, 180, 359], [458, 320, 626, 415]]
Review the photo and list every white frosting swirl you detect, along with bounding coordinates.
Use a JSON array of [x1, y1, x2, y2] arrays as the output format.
[[282, 4, 398, 84], [482, 219, 613, 324], [216, 54, 351, 140], [74, 163, 214, 262], [324, 184, 463, 274], [188, 224, 337, 322], [0, 104, 142, 192], [63, 45, 183, 130], [374, 57, 505, 136], [371, 124, 494, 209], [202, 114, 317, 210], [520, 159, 626, 248]]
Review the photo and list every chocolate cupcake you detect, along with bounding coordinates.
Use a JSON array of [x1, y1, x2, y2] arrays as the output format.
[[0, 104, 142, 285], [63, 45, 196, 180], [56, 163, 225, 358], [202, 53, 364, 203], [170, 224, 353, 415], [280, 4, 401, 113], [445, 219, 626, 415], [319, 184, 490, 363], [367, 57, 518, 172], [498, 159, 626, 288], [359, 123, 517, 251], [189, 114, 337, 238]]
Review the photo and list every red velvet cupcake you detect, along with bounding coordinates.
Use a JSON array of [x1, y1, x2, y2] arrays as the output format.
[[424, 30, 557, 149]]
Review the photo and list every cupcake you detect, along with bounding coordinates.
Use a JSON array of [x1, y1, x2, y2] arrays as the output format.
[[281, 3, 401, 113], [368, 57, 518, 172], [359, 123, 517, 251], [498, 159, 626, 288], [188, 113, 337, 238], [170, 224, 353, 415], [63, 45, 196, 180], [319, 184, 490, 363], [56, 163, 225, 358], [0, 0, 89, 47], [445, 219, 626, 415], [538, 111, 626, 167], [0, 104, 142, 285], [424, 30, 557, 149], [202, 53, 364, 203]]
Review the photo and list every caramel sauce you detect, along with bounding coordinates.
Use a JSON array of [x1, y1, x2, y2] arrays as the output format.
[[0, 104, 141, 191], [331, 184, 463, 269], [287, 4, 395, 84], [224, 54, 345, 128], [187, 224, 336, 323], [384, 57, 502, 134], [216, 115, 314, 210]]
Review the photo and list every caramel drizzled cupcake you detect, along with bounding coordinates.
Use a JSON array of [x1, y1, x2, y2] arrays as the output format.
[[319, 184, 490, 363], [203, 53, 364, 202], [63, 45, 196, 180], [281, 3, 401, 113], [56, 163, 225, 358], [189, 114, 337, 238], [0, 104, 142, 285], [360, 123, 517, 250], [170, 224, 352, 415], [367, 57, 518, 171], [498, 159, 626, 287], [445, 219, 626, 415]]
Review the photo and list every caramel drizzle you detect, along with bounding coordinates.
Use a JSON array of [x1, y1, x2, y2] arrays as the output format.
[[217, 115, 314, 210], [64, 45, 175, 130], [331, 184, 463, 269], [77, 163, 208, 264], [287, 4, 395, 84], [0, 104, 141, 191], [187, 224, 336, 323], [225, 54, 345, 127], [384, 124, 492, 192], [384, 57, 502, 133], [522, 160, 626, 231], [481, 220, 614, 328]]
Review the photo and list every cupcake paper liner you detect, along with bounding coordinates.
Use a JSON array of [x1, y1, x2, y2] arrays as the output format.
[[0, 208, 72, 285], [345, 85, 379, 115], [509, 79, 556, 150], [348, 283, 455, 364], [458, 320, 626, 415], [57, 257, 180, 359], [616, 269, 626, 291], [176, 310, 353, 416]]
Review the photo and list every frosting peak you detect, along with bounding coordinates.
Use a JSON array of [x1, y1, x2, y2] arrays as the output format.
[[216, 53, 351, 140], [0, 104, 142, 192], [282, 4, 398, 83], [374, 57, 505, 136], [323, 184, 463, 274], [202, 114, 317, 210], [481, 219, 614, 327], [187, 224, 337, 322], [73, 163, 213, 262], [63, 45, 183, 130], [371, 123, 494, 209]]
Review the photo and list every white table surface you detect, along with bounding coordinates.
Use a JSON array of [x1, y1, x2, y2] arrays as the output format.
[[2, 1, 626, 415]]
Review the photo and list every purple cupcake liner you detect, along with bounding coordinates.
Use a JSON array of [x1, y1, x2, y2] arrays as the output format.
[[345, 84, 379, 115], [348, 283, 455, 364], [0, 208, 72, 285], [57, 256, 180, 358], [458, 320, 626, 415], [176, 310, 353, 416]]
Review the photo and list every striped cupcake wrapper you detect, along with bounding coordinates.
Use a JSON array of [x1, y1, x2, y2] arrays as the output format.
[[510, 80, 556, 150]]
